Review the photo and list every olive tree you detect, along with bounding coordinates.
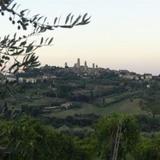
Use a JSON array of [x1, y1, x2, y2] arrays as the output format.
[[0, 0, 90, 74]]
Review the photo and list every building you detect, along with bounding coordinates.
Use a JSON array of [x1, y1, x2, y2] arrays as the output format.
[[144, 74, 152, 80], [119, 74, 135, 80], [119, 72, 140, 80], [61, 102, 73, 110], [92, 63, 95, 69], [77, 58, 80, 68], [119, 70, 130, 74], [140, 76, 145, 80], [24, 77, 37, 83], [84, 61, 87, 67], [6, 74, 17, 83], [64, 62, 68, 68], [18, 77, 24, 83]]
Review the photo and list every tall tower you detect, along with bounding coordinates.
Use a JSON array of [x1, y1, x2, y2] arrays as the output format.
[[77, 58, 80, 68], [65, 62, 68, 68], [92, 63, 95, 69], [84, 61, 87, 67]]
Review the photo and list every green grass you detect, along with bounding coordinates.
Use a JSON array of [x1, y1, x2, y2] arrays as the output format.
[[48, 98, 144, 118], [4, 85, 145, 120]]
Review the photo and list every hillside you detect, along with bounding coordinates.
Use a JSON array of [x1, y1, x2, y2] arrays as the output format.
[[1, 66, 160, 133]]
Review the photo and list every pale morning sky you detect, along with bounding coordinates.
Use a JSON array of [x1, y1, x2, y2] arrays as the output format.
[[1, 0, 160, 75]]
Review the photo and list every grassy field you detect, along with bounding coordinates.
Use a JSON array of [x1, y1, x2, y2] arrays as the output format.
[[48, 98, 144, 118], [3, 84, 146, 121]]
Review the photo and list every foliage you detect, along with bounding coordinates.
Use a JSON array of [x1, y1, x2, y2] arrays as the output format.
[[134, 135, 160, 160], [0, 116, 91, 160], [141, 87, 160, 117], [95, 114, 140, 160], [74, 136, 97, 160], [136, 114, 160, 132], [0, 113, 160, 160], [0, 0, 90, 74]]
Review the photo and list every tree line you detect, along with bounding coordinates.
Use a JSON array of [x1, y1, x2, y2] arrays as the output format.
[[0, 114, 160, 160]]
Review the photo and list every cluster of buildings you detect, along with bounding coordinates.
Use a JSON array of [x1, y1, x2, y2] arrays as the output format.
[[0, 58, 157, 84], [65, 58, 99, 70], [64, 59, 155, 81], [0, 73, 57, 84], [64, 58, 102, 77], [118, 70, 153, 81]]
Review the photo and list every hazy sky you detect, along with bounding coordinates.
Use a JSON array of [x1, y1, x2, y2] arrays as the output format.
[[1, 0, 160, 74]]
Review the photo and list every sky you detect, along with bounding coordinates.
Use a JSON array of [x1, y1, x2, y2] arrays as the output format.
[[1, 0, 160, 75]]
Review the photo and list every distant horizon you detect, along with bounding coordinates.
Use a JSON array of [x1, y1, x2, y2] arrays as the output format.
[[39, 58, 159, 76], [2, 0, 160, 75]]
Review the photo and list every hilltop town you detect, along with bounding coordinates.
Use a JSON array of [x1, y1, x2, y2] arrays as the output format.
[[0, 58, 160, 122], [1, 0, 160, 159], [0, 58, 156, 85]]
